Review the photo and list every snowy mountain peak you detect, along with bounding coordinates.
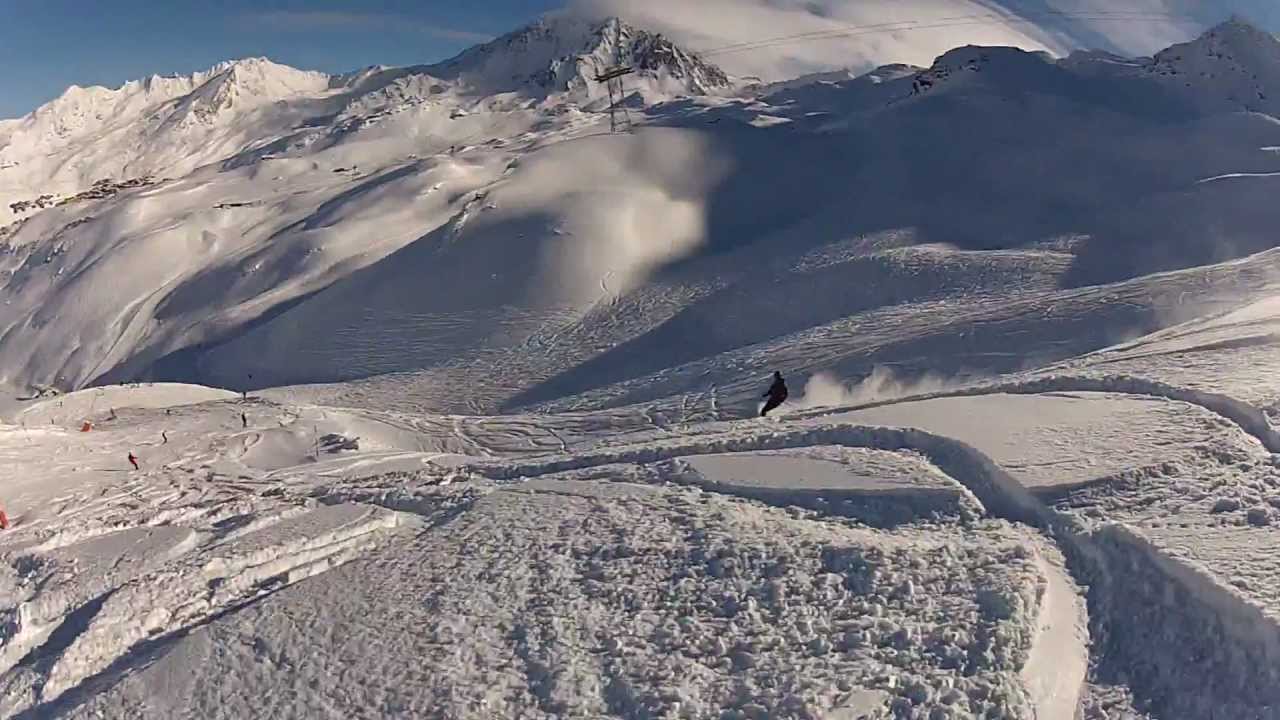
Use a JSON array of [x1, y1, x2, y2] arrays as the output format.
[[162, 57, 329, 128], [1156, 16, 1280, 63], [3, 57, 328, 147], [431, 14, 731, 99], [200, 56, 328, 89], [15, 81, 164, 142], [929, 44, 1054, 71], [206, 56, 274, 75], [0, 56, 334, 223], [1212, 15, 1276, 39], [586, 17, 732, 94], [1145, 16, 1280, 112]]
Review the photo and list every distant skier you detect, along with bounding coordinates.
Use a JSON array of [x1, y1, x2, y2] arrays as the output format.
[[162, 431, 168, 445], [760, 371, 789, 417], [127, 452, 139, 471], [241, 412, 248, 429]]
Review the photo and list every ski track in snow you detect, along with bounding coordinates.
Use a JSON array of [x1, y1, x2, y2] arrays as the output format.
[[6, 351, 1280, 717], [13, 17, 1280, 720], [353, 381, 1280, 719], [9, 290, 1280, 718], [1196, 171, 1280, 184]]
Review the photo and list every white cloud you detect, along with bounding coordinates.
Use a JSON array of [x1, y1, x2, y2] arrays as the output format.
[[247, 11, 492, 43], [570, 0, 1278, 81], [572, 0, 1062, 81]]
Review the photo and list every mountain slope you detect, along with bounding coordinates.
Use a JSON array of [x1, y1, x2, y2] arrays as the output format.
[[0, 17, 733, 228], [1065, 16, 1280, 114], [4, 17, 1280, 416], [186, 21, 1280, 413], [11, 19, 1280, 713], [0, 58, 332, 213]]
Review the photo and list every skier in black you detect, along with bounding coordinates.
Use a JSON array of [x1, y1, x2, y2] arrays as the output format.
[[760, 371, 788, 417]]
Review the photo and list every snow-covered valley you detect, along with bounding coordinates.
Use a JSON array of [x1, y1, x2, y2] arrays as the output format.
[[6, 9, 1280, 719]]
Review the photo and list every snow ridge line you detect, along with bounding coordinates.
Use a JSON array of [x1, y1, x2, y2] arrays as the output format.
[[794, 373, 1280, 453], [394, 421, 1280, 719]]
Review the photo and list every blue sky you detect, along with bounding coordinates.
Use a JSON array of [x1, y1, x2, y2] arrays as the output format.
[[0, 0, 562, 118]]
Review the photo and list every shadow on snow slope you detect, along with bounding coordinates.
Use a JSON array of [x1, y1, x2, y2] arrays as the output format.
[[102, 44, 1280, 407], [510, 248, 1280, 416]]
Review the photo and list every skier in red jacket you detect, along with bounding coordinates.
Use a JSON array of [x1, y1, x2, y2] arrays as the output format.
[[128, 452, 139, 471]]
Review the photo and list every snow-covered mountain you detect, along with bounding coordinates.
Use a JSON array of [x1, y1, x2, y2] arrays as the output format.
[[4, 16, 1280, 412], [0, 58, 331, 203], [12, 14, 1280, 720], [1061, 16, 1280, 114], [432, 15, 732, 99], [0, 15, 732, 226]]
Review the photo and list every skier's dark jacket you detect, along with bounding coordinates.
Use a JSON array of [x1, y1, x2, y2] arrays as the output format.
[[764, 373, 788, 402]]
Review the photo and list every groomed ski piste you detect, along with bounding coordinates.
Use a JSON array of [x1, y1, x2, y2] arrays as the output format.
[[7, 276, 1280, 718]]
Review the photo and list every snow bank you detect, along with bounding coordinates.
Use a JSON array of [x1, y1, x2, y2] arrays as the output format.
[[0, 503, 402, 717], [801, 373, 1280, 453], [662, 447, 982, 527], [817, 390, 1262, 492], [9, 383, 237, 426], [1085, 524, 1280, 718]]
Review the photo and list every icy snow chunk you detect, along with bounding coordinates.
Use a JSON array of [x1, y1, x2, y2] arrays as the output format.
[[1211, 497, 1242, 513], [1246, 506, 1272, 526]]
